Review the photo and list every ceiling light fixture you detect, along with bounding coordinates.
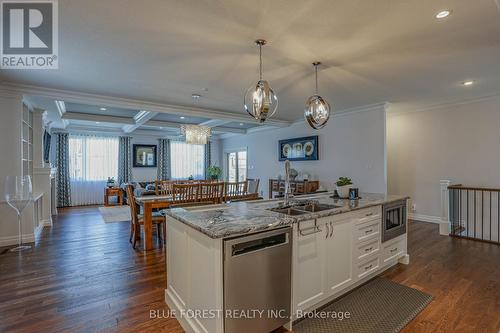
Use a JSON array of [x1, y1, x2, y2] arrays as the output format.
[[180, 124, 211, 145], [304, 62, 331, 130], [239, 123, 244, 126], [180, 116, 185, 119], [435, 10, 451, 19], [192, 93, 201, 100], [244, 39, 278, 123], [99, 107, 107, 111], [95, 122, 100, 124], [462, 80, 475, 86]]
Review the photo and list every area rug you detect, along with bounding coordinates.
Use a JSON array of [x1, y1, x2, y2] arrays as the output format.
[[293, 277, 433, 333], [98, 206, 131, 223]]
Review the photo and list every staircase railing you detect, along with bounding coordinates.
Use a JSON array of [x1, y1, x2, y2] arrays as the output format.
[[448, 184, 500, 244]]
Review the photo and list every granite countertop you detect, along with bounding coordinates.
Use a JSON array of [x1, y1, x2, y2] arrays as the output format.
[[164, 192, 409, 239]]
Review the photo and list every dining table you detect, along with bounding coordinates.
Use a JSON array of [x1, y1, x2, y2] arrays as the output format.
[[134, 192, 261, 251], [135, 195, 173, 251]]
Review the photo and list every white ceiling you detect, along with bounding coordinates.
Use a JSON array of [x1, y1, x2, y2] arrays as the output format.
[[2, 0, 500, 126]]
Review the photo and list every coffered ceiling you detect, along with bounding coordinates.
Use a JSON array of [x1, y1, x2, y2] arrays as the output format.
[[2, 0, 500, 133]]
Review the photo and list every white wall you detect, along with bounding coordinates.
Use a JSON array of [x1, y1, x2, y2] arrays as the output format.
[[387, 95, 500, 219], [130, 136, 158, 181], [222, 104, 388, 198]]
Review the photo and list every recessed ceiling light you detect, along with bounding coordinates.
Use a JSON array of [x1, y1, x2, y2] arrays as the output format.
[[95, 121, 100, 124], [99, 107, 107, 111], [180, 116, 185, 119], [239, 123, 244, 126], [435, 10, 451, 19], [192, 93, 201, 100], [462, 80, 475, 86]]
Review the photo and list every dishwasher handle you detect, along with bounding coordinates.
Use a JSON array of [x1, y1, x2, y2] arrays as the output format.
[[231, 232, 289, 257]]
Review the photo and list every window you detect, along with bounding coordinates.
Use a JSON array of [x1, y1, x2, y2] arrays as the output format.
[[69, 135, 119, 181], [226, 150, 247, 182], [170, 141, 205, 180]]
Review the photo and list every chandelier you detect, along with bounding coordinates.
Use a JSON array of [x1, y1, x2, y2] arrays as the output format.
[[244, 39, 278, 123], [180, 124, 211, 145], [304, 62, 331, 130]]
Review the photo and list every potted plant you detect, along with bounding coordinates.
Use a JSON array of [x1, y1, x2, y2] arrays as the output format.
[[336, 177, 352, 198], [207, 165, 222, 180], [106, 177, 116, 188]]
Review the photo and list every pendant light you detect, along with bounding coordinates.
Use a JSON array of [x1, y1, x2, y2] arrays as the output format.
[[304, 62, 331, 129], [244, 39, 278, 123]]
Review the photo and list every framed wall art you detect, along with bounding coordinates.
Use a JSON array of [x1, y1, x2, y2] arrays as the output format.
[[278, 135, 318, 161], [133, 144, 157, 167]]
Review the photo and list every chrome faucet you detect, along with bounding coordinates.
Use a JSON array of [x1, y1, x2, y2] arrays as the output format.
[[284, 160, 293, 206]]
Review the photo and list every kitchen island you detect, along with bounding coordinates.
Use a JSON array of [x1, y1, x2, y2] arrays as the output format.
[[164, 192, 409, 333]]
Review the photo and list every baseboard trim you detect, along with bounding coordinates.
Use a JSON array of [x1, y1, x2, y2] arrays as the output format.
[[0, 233, 35, 247], [409, 213, 441, 224]]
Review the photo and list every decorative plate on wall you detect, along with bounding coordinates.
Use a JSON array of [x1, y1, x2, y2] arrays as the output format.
[[278, 136, 319, 161]]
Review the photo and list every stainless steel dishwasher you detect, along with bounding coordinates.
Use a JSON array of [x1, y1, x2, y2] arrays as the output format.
[[224, 227, 292, 333]]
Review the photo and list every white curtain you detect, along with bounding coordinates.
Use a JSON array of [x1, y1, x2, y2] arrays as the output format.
[[69, 134, 119, 206], [170, 140, 205, 180]]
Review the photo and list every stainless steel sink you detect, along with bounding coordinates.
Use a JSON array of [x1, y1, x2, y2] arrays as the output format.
[[269, 207, 309, 216], [269, 203, 341, 216], [299, 203, 341, 212]]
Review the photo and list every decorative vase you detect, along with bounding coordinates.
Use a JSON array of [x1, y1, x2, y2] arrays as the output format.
[[336, 184, 352, 199]]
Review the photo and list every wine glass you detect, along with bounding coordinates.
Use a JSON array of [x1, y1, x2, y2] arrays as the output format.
[[4, 176, 33, 252]]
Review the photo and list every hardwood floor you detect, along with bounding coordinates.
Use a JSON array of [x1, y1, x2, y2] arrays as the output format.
[[0, 207, 499, 333]]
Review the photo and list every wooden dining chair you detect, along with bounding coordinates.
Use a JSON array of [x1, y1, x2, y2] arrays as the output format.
[[224, 180, 248, 201], [199, 181, 224, 204], [125, 185, 165, 249], [155, 180, 174, 196], [171, 183, 200, 204]]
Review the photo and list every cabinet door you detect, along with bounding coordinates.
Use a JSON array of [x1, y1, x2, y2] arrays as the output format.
[[325, 217, 354, 296], [293, 220, 327, 312]]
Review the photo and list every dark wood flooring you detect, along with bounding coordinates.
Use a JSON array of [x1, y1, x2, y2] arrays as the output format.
[[0, 207, 499, 332]]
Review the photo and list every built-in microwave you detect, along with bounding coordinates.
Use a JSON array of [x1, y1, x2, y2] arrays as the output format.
[[382, 200, 407, 243]]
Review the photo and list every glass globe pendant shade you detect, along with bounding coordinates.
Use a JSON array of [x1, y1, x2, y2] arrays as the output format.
[[304, 62, 331, 129], [304, 94, 331, 129], [244, 79, 278, 123]]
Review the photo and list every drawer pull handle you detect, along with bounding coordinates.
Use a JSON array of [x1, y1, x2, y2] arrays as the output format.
[[390, 247, 398, 253], [299, 226, 322, 236], [365, 247, 373, 252], [365, 229, 373, 234], [365, 212, 374, 216], [365, 264, 373, 270]]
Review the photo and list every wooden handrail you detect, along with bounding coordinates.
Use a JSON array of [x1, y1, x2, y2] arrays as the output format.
[[448, 184, 500, 192]]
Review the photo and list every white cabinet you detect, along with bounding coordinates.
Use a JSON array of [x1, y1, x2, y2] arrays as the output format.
[[325, 217, 353, 295], [293, 205, 407, 316], [292, 215, 354, 313], [292, 219, 328, 312]]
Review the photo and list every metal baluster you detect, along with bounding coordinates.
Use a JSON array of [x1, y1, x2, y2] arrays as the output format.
[[466, 190, 469, 237], [474, 190, 476, 239], [490, 191, 492, 242], [459, 189, 462, 235], [481, 191, 484, 240]]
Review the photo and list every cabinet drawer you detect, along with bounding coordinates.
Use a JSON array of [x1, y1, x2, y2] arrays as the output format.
[[355, 206, 382, 225], [382, 238, 405, 264], [355, 238, 380, 261], [355, 220, 380, 243], [356, 257, 380, 279]]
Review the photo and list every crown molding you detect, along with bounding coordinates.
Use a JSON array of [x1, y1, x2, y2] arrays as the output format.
[[0, 85, 23, 99], [388, 93, 500, 117], [0, 82, 292, 127]]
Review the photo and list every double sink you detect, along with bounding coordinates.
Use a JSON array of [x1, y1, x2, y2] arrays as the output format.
[[268, 202, 342, 216]]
